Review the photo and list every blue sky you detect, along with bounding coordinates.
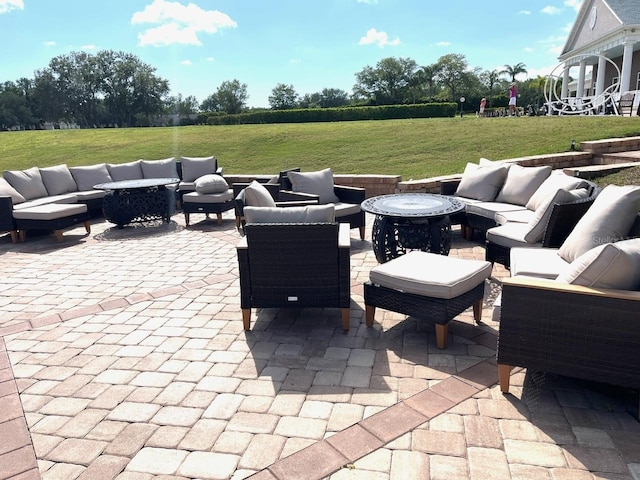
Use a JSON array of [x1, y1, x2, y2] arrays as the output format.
[[0, 0, 583, 108]]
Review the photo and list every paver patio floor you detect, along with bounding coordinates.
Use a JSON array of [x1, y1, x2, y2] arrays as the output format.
[[0, 211, 639, 480]]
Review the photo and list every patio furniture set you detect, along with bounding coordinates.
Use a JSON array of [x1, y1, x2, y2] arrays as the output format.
[[3, 157, 640, 414]]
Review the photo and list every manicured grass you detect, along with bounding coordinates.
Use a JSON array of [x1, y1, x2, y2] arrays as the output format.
[[1, 116, 639, 180]]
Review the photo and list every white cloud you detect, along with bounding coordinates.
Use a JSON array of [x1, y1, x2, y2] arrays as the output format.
[[206, 56, 214, 62], [81, 44, 97, 51], [436, 41, 450, 47], [132, 0, 237, 47], [359, 28, 400, 47], [541, 5, 562, 15], [523, 47, 534, 53], [43, 40, 56, 47], [357, 0, 379, 3], [518, 10, 531, 15], [564, 0, 582, 11], [0, 0, 23, 14], [180, 59, 192, 65]]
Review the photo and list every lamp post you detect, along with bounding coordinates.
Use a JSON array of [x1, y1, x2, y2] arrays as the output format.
[[459, 96, 465, 117]]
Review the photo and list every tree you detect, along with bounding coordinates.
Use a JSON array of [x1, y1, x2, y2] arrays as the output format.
[[479, 69, 501, 107], [200, 94, 220, 112], [215, 79, 248, 114], [353, 57, 418, 105], [501, 63, 527, 82], [412, 64, 439, 100], [318, 88, 349, 108], [165, 94, 199, 115], [434, 54, 469, 101], [269, 83, 298, 110]]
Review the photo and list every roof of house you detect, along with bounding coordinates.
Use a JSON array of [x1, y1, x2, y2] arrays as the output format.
[[605, 0, 640, 25]]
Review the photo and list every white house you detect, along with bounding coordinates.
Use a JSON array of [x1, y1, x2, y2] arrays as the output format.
[[558, 0, 640, 114]]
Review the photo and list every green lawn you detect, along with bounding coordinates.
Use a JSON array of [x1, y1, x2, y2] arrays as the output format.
[[2, 116, 639, 180]]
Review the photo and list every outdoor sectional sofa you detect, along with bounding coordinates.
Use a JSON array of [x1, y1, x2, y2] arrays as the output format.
[[440, 158, 600, 268], [0, 156, 225, 241], [494, 184, 640, 414]]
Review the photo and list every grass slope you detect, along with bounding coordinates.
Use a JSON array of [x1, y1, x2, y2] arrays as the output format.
[[1, 116, 639, 180]]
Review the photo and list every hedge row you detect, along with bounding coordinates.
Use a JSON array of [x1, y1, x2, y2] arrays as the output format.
[[203, 103, 457, 125]]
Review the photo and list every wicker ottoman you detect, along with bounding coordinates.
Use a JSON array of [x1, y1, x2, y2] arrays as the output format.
[[182, 190, 234, 226], [13, 203, 91, 242], [364, 251, 492, 349]]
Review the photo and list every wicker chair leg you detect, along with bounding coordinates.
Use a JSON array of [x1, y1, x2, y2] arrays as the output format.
[[473, 299, 482, 323], [83, 221, 91, 234], [19, 230, 26, 242], [359, 226, 365, 240], [54, 230, 64, 242], [216, 213, 223, 225], [242, 309, 251, 330], [236, 216, 241, 229], [435, 323, 448, 349], [184, 213, 191, 226], [365, 305, 375, 327], [10, 230, 18, 243], [341, 309, 350, 331], [498, 364, 512, 393]]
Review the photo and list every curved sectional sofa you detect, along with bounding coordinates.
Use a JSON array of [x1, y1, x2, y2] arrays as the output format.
[[0, 156, 222, 242]]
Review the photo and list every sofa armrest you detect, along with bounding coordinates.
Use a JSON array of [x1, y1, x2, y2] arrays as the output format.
[[0, 196, 16, 231], [498, 276, 640, 390], [334, 185, 365, 204], [440, 179, 461, 195], [277, 190, 319, 202]]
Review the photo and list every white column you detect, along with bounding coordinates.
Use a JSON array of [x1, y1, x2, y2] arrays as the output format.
[[595, 55, 606, 97], [577, 60, 587, 98], [561, 65, 570, 99], [620, 42, 634, 93]]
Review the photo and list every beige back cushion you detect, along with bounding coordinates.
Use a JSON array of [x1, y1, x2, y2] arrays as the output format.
[[244, 204, 335, 223], [495, 165, 552, 206]]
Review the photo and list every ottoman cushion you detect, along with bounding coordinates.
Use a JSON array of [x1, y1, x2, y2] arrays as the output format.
[[183, 190, 234, 204], [13, 203, 88, 221], [370, 251, 491, 299]]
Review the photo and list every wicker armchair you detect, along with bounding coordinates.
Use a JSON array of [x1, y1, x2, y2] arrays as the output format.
[[279, 169, 366, 240], [497, 276, 640, 415], [237, 221, 351, 331]]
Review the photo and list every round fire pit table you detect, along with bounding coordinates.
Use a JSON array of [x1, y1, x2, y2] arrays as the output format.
[[361, 193, 465, 263]]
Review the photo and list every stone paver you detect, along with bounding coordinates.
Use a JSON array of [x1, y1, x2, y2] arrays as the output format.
[[0, 213, 638, 480]]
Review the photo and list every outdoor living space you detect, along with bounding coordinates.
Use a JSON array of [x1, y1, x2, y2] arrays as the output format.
[[0, 208, 639, 480]]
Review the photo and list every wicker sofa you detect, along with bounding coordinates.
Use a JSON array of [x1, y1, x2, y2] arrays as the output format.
[[0, 156, 222, 241], [496, 185, 640, 413], [440, 159, 597, 240]]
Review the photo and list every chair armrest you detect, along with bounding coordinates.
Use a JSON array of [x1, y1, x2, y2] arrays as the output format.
[[338, 223, 350, 248], [439, 179, 460, 195], [334, 185, 365, 204], [277, 190, 319, 202], [274, 200, 319, 208], [502, 276, 640, 302]]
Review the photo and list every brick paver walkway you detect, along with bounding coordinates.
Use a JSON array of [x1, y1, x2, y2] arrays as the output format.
[[1, 211, 639, 480]]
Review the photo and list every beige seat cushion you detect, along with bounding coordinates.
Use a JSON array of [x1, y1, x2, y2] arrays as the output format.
[[183, 190, 233, 204], [495, 209, 536, 225], [466, 202, 527, 219], [369, 251, 491, 299], [13, 203, 87, 221], [510, 247, 567, 280], [334, 202, 361, 217], [13, 194, 79, 210], [486, 223, 543, 248]]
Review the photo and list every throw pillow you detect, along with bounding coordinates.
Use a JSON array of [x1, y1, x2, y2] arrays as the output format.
[[140, 157, 179, 179], [69, 164, 113, 191], [558, 184, 640, 263], [244, 204, 335, 223], [3, 166, 49, 200], [287, 168, 340, 204], [0, 177, 26, 205], [40, 164, 78, 195], [526, 171, 586, 211], [195, 174, 228, 194], [454, 162, 509, 201], [495, 164, 552, 206], [180, 156, 217, 182], [556, 238, 640, 290], [107, 160, 144, 181], [243, 180, 276, 208], [523, 188, 576, 243]]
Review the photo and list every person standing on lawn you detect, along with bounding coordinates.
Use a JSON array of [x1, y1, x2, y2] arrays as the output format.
[[479, 97, 486, 117], [508, 82, 518, 116]]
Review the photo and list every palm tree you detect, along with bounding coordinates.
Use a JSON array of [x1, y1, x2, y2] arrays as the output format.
[[501, 63, 528, 82]]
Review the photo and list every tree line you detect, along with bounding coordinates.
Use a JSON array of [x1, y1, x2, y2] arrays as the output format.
[[0, 49, 549, 130]]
